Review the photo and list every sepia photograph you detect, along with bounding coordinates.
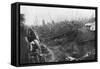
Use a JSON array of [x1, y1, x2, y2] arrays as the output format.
[[20, 5, 96, 64]]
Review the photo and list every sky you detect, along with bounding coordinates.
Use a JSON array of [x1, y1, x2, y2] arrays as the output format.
[[20, 5, 95, 26]]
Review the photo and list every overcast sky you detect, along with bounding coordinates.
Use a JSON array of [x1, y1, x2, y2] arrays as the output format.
[[20, 5, 95, 26]]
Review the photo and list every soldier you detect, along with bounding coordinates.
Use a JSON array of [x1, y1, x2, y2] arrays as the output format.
[[25, 27, 42, 63]]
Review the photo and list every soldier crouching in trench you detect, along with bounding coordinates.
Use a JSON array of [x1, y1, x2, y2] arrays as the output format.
[[24, 26, 56, 63], [25, 27, 46, 63]]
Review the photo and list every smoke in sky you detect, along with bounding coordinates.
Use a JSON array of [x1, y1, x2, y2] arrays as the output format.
[[20, 5, 95, 26]]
